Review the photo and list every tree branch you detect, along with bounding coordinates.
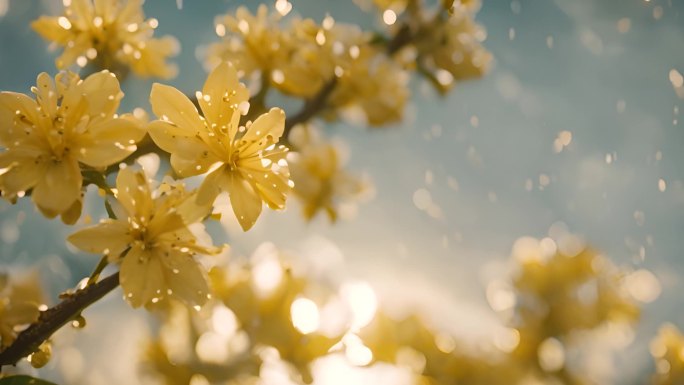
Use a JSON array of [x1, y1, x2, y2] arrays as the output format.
[[283, 78, 337, 138], [0, 272, 120, 368]]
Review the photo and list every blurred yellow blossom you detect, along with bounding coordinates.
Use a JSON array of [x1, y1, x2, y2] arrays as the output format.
[[0, 70, 144, 223], [145, 245, 343, 384], [411, 11, 492, 93], [210, 252, 341, 383], [207, 6, 409, 126], [651, 323, 684, 385], [206, 5, 284, 79], [288, 125, 369, 221], [359, 312, 521, 385], [32, 0, 179, 79], [67, 168, 220, 308], [0, 271, 45, 348], [501, 236, 643, 383], [148, 62, 291, 231]]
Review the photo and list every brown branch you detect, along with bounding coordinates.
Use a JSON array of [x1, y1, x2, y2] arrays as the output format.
[[0, 272, 120, 368], [283, 78, 337, 137]]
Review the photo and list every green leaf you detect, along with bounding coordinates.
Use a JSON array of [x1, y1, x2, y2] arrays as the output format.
[[0, 375, 58, 385]]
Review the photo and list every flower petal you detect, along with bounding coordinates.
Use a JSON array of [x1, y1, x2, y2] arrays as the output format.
[[78, 70, 124, 119], [114, 167, 154, 220], [31, 16, 73, 44], [200, 62, 248, 137], [150, 83, 205, 134], [226, 171, 263, 231], [196, 166, 225, 206], [161, 248, 210, 307], [239, 107, 285, 155], [0, 92, 41, 146], [67, 220, 131, 257], [148, 121, 217, 177], [0, 151, 48, 198], [120, 246, 165, 308], [31, 157, 82, 214], [75, 117, 144, 168]]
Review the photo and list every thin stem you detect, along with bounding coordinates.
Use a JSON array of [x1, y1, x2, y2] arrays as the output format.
[[0, 272, 120, 368], [283, 78, 337, 138], [86, 256, 109, 286]]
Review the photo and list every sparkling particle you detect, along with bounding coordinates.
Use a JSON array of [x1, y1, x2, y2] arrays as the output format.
[[633, 210, 645, 226], [382, 9, 397, 26], [413, 188, 432, 210], [291, 297, 320, 334], [215, 23, 226, 37], [658, 178, 667, 192], [539, 174, 550, 186], [470, 115, 479, 127], [424, 170, 433, 185], [653, 6, 663, 20], [669, 69, 684, 88], [538, 338, 565, 372], [58, 16, 72, 30], [525, 178, 533, 191], [275, 0, 293, 16], [617, 18, 631, 33]]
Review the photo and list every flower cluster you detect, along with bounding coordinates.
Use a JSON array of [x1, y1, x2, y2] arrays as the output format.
[[148, 62, 291, 231], [32, 0, 179, 79], [68, 168, 220, 308], [0, 70, 144, 223], [288, 125, 369, 221], [651, 323, 684, 385], [145, 244, 343, 384], [0, 272, 45, 348]]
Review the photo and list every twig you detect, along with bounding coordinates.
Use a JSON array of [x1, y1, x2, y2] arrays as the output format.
[[283, 78, 337, 137], [0, 272, 120, 368]]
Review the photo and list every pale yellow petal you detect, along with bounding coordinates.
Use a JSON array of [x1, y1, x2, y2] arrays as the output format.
[[60, 197, 83, 225], [120, 247, 165, 308], [114, 167, 153, 219], [200, 62, 248, 135], [0, 92, 40, 146], [148, 121, 217, 177], [148, 212, 185, 240], [0, 152, 48, 196], [78, 70, 123, 118], [150, 83, 205, 134], [239, 157, 289, 210], [161, 248, 210, 307], [34, 73, 57, 118], [75, 118, 144, 167], [227, 172, 263, 231], [31, 16, 73, 44], [238, 108, 285, 155], [196, 166, 225, 206], [67, 220, 130, 257], [31, 157, 82, 214]]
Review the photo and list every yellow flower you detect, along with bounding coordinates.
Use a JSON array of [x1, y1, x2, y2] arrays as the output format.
[[206, 5, 284, 78], [32, 0, 179, 79], [0, 70, 144, 223], [412, 12, 492, 93], [148, 62, 291, 231], [210, 248, 342, 383], [651, 323, 684, 385], [0, 271, 45, 348], [288, 125, 369, 221], [68, 168, 220, 308]]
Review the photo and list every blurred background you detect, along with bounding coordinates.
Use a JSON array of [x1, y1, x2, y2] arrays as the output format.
[[1, 0, 683, 384]]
